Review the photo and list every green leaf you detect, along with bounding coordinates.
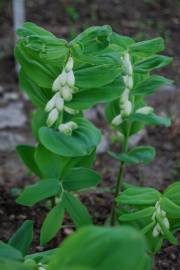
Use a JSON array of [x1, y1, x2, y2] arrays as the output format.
[[0, 259, 29, 270], [117, 186, 161, 206], [0, 242, 23, 261], [16, 178, 60, 207], [164, 182, 180, 206], [19, 69, 51, 107], [109, 146, 155, 165], [17, 22, 55, 38], [8, 220, 33, 256], [40, 201, 64, 246], [74, 64, 121, 89], [64, 192, 92, 228], [31, 109, 47, 140], [110, 32, 134, 49], [68, 77, 124, 110], [48, 226, 151, 270], [134, 55, 172, 73], [132, 75, 173, 96], [129, 113, 171, 127], [39, 117, 101, 157], [156, 215, 177, 245], [160, 197, 180, 219], [129, 37, 164, 56], [63, 167, 101, 191], [16, 145, 41, 176], [119, 207, 154, 222]]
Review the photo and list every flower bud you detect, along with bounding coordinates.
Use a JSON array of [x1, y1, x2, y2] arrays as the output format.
[[112, 114, 123, 126], [47, 108, 58, 127], [163, 217, 170, 229], [55, 93, 64, 111], [123, 52, 133, 75], [45, 95, 56, 112], [52, 71, 67, 91], [62, 85, 72, 101], [152, 224, 160, 238], [65, 57, 74, 72], [136, 106, 154, 115], [66, 70, 75, 87], [58, 123, 72, 136], [122, 100, 132, 116], [68, 121, 78, 130], [123, 75, 133, 89], [120, 88, 129, 104], [64, 106, 79, 115]]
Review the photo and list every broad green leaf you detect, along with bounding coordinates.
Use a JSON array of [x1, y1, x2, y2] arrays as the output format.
[[40, 201, 64, 246], [63, 167, 101, 191], [119, 207, 154, 222], [117, 186, 161, 206], [48, 226, 151, 270], [8, 220, 33, 256], [68, 77, 124, 110], [132, 75, 173, 96], [64, 192, 92, 228], [16, 178, 60, 207], [160, 197, 180, 219], [74, 64, 121, 89], [19, 69, 51, 107], [164, 182, 180, 206], [17, 22, 55, 38], [109, 146, 155, 165], [39, 117, 101, 157], [31, 109, 47, 140], [129, 113, 171, 127], [0, 259, 29, 270], [129, 37, 164, 56], [134, 55, 172, 73], [0, 242, 23, 261], [110, 32, 134, 49], [16, 145, 41, 176]]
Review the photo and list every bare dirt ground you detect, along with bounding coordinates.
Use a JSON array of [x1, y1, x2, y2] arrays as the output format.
[[0, 1, 180, 269]]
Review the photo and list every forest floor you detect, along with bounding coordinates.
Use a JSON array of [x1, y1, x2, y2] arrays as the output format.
[[0, 1, 180, 269]]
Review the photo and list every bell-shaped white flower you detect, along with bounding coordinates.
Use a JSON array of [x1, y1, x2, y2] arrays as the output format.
[[123, 75, 133, 89], [55, 93, 64, 111], [68, 121, 78, 130], [66, 70, 75, 87], [61, 85, 72, 101], [120, 88, 129, 104], [122, 100, 132, 116], [58, 121, 78, 136], [123, 52, 133, 75], [64, 106, 79, 115], [52, 70, 67, 92], [163, 217, 170, 229], [65, 57, 74, 72], [152, 224, 161, 237], [47, 108, 59, 127], [112, 114, 123, 126], [136, 106, 154, 115], [45, 95, 56, 112]]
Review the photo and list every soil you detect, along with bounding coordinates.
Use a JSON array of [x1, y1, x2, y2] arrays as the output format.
[[0, 1, 180, 269]]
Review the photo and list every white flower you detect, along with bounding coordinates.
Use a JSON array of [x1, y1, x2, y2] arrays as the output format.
[[123, 52, 133, 75], [112, 114, 123, 126], [61, 85, 72, 101], [47, 108, 59, 127], [163, 217, 170, 229], [58, 121, 78, 136], [65, 57, 74, 72], [52, 70, 67, 92], [136, 106, 154, 115], [123, 75, 133, 89], [55, 93, 64, 111], [66, 70, 75, 87], [68, 121, 78, 130], [120, 88, 129, 104], [122, 100, 132, 116], [152, 224, 161, 237], [64, 106, 79, 115], [45, 95, 56, 112]]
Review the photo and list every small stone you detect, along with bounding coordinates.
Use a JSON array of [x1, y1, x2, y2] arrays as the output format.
[[9, 214, 15, 220], [0, 132, 26, 151], [97, 134, 109, 154]]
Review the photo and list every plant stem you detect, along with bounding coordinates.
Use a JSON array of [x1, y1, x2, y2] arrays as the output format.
[[110, 125, 130, 226]]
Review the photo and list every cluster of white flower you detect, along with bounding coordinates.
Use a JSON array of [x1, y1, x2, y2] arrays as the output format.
[[112, 52, 133, 127], [152, 201, 170, 238], [45, 56, 78, 135]]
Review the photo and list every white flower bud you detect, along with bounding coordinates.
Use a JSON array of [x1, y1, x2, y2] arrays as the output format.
[[64, 106, 79, 115], [136, 106, 154, 115], [123, 52, 133, 75], [68, 121, 78, 130], [45, 95, 56, 112], [120, 88, 129, 104], [112, 114, 123, 126], [122, 100, 132, 116], [123, 75, 133, 89], [55, 93, 64, 111], [52, 70, 67, 91], [152, 224, 160, 238], [66, 70, 75, 87], [47, 108, 58, 127], [161, 210, 166, 218], [65, 57, 74, 72], [61, 85, 72, 101], [163, 217, 170, 230], [58, 123, 72, 136]]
